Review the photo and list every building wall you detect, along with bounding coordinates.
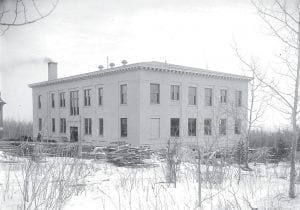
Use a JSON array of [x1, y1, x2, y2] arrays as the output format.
[[139, 70, 248, 149], [32, 70, 141, 145], [32, 69, 248, 148]]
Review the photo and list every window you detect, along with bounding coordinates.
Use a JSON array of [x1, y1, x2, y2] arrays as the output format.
[[188, 118, 197, 136], [99, 118, 104, 136], [121, 118, 127, 137], [60, 118, 66, 133], [52, 118, 55, 133], [204, 119, 212, 135], [150, 83, 160, 104], [235, 119, 241, 134], [84, 118, 92, 135], [120, 84, 127, 104], [60, 92, 66, 107], [219, 119, 227, 135], [236, 91, 242, 107], [171, 85, 180, 101], [38, 118, 42, 131], [220, 89, 227, 104], [188, 87, 197, 105], [150, 118, 160, 138], [98, 87, 103, 106], [38, 95, 42, 109], [84, 89, 91, 106], [51, 93, 55, 108], [70, 91, 79, 115], [205, 88, 213, 106], [170, 118, 180, 137]]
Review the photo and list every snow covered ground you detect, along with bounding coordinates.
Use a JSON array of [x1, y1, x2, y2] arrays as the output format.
[[0, 151, 299, 210]]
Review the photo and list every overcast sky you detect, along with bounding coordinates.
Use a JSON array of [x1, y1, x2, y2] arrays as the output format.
[[0, 0, 285, 128]]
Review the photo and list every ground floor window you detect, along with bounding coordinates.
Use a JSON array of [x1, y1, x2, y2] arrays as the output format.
[[84, 118, 92, 135], [99, 118, 104, 136], [60, 118, 66, 133], [121, 118, 127, 137], [235, 119, 241, 135], [219, 119, 227, 135], [170, 118, 180, 137], [204, 119, 212, 135], [188, 118, 196, 136], [38, 118, 42, 131], [52, 118, 55, 133]]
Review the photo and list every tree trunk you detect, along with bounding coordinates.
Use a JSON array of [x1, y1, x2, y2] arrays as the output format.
[[289, 12, 300, 198]]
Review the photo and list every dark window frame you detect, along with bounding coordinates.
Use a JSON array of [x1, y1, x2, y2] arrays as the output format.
[[204, 119, 212, 136], [188, 118, 196, 136], [188, 87, 197, 105], [84, 118, 92, 135], [70, 91, 79, 115], [150, 83, 160, 104], [99, 118, 104, 136], [84, 89, 91, 106], [170, 85, 180, 101], [170, 118, 180, 137], [120, 84, 127, 105], [120, 118, 127, 137], [205, 88, 213, 106], [98, 87, 103, 106]]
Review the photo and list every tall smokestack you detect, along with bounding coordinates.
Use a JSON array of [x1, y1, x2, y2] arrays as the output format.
[[0, 92, 6, 139], [48, 62, 58, 81]]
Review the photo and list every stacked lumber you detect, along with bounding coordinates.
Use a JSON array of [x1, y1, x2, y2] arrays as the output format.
[[106, 143, 152, 166]]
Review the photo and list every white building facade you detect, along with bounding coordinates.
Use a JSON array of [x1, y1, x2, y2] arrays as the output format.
[[29, 61, 250, 148]]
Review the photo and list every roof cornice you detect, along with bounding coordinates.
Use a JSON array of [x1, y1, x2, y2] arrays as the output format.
[[28, 62, 252, 88]]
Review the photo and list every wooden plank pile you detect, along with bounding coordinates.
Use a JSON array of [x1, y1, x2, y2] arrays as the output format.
[[106, 142, 152, 166]]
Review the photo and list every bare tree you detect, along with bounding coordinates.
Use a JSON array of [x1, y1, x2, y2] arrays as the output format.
[[251, 0, 300, 198], [232, 42, 268, 169], [0, 0, 59, 35]]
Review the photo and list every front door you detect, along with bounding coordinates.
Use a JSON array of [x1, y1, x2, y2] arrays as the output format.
[[70, 127, 78, 142]]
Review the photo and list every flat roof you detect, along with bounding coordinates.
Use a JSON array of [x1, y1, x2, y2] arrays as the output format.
[[29, 61, 252, 88]]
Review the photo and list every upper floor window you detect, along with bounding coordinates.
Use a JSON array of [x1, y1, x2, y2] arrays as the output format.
[[120, 84, 127, 105], [220, 89, 227, 104], [236, 91, 242, 107], [51, 93, 55, 108], [150, 83, 160, 104], [60, 118, 66, 133], [188, 87, 197, 105], [38, 118, 42, 131], [204, 119, 212, 135], [84, 89, 91, 106], [235, 119, 242, 135], [170, 85, 180, 101], [70, 91, 79, 116], [99, 118, 104, 136], [120, 118, 127, 137], [38, 95, 42, 109], [188, 118, 196, 136], [219, 119, 227, 135], [52, 118, 56, 133], [170, 118, 180, 137], [205, 88, 213, 106], [60, 92, 66, 108], [98, 87, 103, 106], [84, 118, 92, 135]]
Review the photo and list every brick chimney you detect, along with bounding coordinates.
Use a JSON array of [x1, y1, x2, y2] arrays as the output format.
[[0, 92, 6, 139], [48, 62, 58, 81]]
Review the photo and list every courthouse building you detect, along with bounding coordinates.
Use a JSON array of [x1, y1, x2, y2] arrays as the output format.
[[29, 61, 250, 148]]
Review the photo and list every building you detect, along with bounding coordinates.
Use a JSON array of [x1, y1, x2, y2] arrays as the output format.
[[0, 92, 6, 139], [29, 61, 251, 148]]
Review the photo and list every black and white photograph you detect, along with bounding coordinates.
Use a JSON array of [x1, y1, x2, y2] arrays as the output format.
[[1, 0, 300, 209]]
